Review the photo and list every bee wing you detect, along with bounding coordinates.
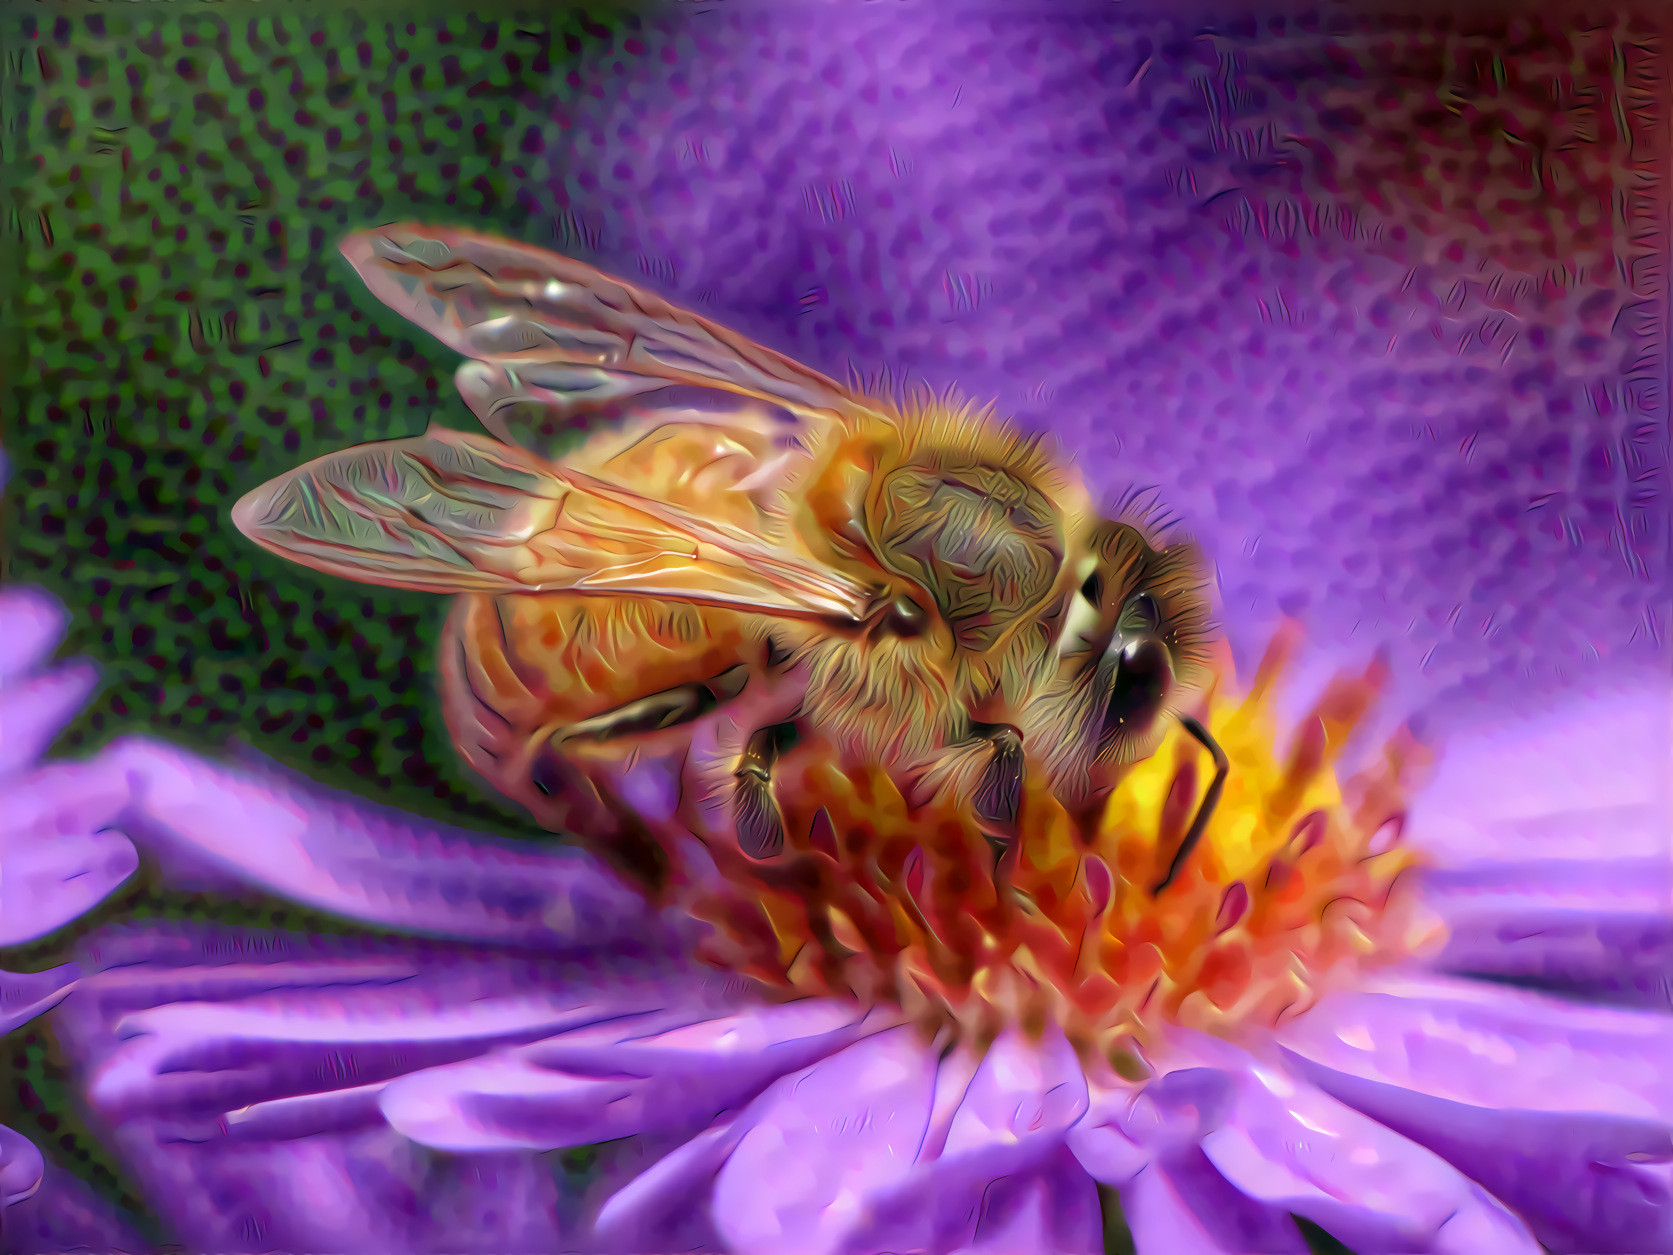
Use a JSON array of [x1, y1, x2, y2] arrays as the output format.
[[231, 426, 876, 620], [452, 359, 676, 462], [454, 359, 816, 531], [340, 223, 861, 429]]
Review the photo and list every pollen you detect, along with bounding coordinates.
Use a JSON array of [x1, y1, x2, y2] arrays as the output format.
[[674, 625, 1444, 1062]]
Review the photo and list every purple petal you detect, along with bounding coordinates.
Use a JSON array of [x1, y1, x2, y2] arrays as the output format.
[[1065, 1082, 1152, 1188], [417, 1149, 573, 1254], [1065, 1043, 1247, 1189], [0, 660, 98, 777], [219, 1082, 392, 1143], [698, 1025, 1094, 1255], [710, 1025, 940, 1254], [0, 965, 80, 1035], [48, 925, 717, 1252], [3, 759, 135, 846], [942, 1025, 1090, 1156], [1069, 1034, 1525, 1255], [1409, 685, 1668, 865], [1280, 971, 1673, 1122], [90, 1120, 570, 1255], [1404, 686, 1672, 1007], [379, 999, 890, 1152], [1283, 974, 1673, 1253], [843, 1026, 1092, 1253], [0, 1126, 44, 1210], [594, 1118, 746, 1253], [105, 1123, 423, 1254], [0, 810, 138, 946], [83, 991, 665, 1130], [1169, 1148, 1334, 1253], [1420, 858, 1673, 1009], [1109, 1064, 1240, 1158], [1423, 857, 1673, 917], [957, 1145, 1103, 1253], [52, 923, 704, 1137], [1076, 1044, 1309, 1255], [1188, 1041, 1541, 1253], [0, 587, 69, 688], [0, 1157, 152, 1255], [1121, 1159, 1301, 1255], [98, 736, 663, 950], [1284, 1053, 1673, 1255], [1432, 1183, 1571, 1255]]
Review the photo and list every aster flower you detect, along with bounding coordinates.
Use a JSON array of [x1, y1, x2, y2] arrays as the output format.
[[0, 583, 142, 1244], [44, 630, 1673, 1254]]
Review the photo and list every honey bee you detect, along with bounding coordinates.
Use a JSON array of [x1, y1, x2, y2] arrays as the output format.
[[232, 224, 1224, 895]]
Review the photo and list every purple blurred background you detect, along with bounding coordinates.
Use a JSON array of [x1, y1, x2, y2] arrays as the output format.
[[5, 4, 1672, 1251], [504, 0, 1670, 749]]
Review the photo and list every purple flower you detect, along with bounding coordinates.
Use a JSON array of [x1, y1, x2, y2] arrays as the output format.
[[0, 585, 142, 1244], [41, 662, 1673, 1253]]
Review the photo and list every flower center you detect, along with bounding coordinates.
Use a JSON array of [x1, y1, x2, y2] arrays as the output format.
[[673, 628, 1443, 1062]]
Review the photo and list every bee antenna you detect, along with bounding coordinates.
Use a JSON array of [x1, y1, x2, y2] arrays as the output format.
[[1150, 715, 1229, 896]]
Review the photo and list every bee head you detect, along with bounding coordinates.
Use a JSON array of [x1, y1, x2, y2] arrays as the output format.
[[1055, 521, 1212, 767]]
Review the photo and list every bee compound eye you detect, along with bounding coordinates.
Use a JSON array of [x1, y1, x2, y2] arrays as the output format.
[[1103, 635, 1173, 735], [885, 596, 927, 637]]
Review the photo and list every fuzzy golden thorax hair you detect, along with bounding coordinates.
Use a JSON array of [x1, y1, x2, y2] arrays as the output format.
[[760, 391, 1098, 765]]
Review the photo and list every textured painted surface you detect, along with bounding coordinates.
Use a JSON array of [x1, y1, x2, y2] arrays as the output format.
[[2, 0, 1669, 1244], [505, 2, 1673, 735], [6, 6, 1668, 798]]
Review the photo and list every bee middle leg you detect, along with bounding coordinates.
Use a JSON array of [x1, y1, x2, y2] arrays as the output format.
[[734, 722, 799, 860], [970, 723, 1025, 827], [968, 723, 1025, 872], [905, 724, 1025, 833], [550, 665, 751, 747]]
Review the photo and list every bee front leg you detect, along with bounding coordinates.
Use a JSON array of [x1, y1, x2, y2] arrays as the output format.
[[551, 666, 751, 746], [905, 725, 1026, 873], [970, 723, 1025, 829], [734, 723, 798, 860], [970, 723, 1026, 875]]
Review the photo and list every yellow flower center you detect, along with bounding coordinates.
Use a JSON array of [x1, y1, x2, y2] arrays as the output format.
[[674, 628, 1444, 1063]]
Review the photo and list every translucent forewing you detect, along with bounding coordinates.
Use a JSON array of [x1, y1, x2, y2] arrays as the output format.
[[330, 223, 886, 613], [231, 425, 875, 619]]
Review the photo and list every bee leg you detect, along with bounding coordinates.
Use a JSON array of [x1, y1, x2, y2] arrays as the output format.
[[735, 723, 797, 860], [969, 723, 1025, 878], [551, 665, 751, 745], [970, 723, 1025, 828]]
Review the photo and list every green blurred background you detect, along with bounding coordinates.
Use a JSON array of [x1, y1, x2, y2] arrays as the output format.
[[0, 1, 635, 829], [1, 2, 644, 1238]]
